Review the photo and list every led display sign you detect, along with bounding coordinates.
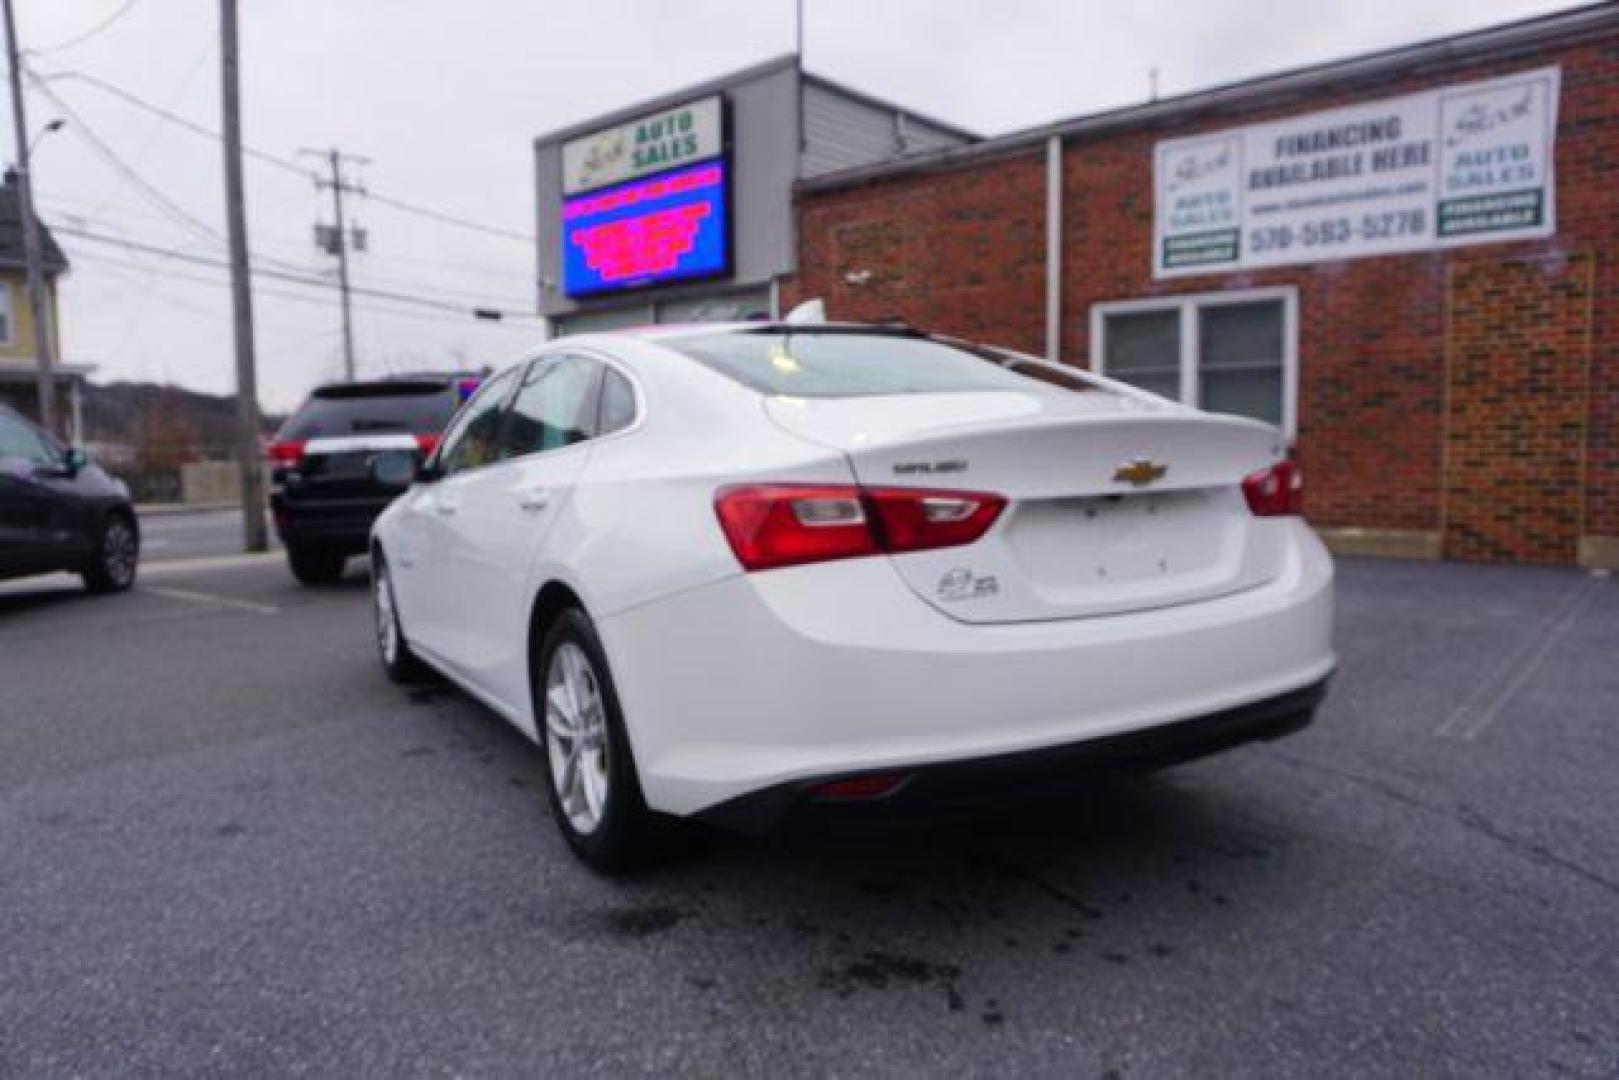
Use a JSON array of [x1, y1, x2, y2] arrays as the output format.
[[561, 158, 731, 298]]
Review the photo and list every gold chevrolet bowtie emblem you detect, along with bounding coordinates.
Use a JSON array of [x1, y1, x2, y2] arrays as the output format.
[[1112, 459, 1168, 487]]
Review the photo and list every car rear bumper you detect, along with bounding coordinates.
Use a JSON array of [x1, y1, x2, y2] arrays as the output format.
[[271, 493, 393, 553], [598, 521, 1336, 821], [695, 676, 1328, 833]]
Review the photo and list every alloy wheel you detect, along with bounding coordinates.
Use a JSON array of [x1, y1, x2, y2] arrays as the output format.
[[103, 519, 137, 587], [545, 640, 611, 835]]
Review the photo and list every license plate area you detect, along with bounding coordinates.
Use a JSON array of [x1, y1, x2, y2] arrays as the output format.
[[305, 450, 378, 480], [1006, 489, 1231, 590]]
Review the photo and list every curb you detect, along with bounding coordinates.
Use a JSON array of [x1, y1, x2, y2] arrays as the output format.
[[135, 502, 243, 517]]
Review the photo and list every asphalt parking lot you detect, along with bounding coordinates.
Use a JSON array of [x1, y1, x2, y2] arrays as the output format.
[[136, 508, 280, 563], [1, 551, 1615, 1076]]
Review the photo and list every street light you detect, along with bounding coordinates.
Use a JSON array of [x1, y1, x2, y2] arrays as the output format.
[[28, 117, 64, 155]]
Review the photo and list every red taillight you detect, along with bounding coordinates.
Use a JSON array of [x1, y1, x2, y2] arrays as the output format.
[[267, 440, 306, 469], [1242, 460, 1304, 517], [865, 487, 1007, 553], [714, 483, 1005, 572], [415, 433, 441, 458], [807, 773, 908, 800], [714, 484, 879, 571]]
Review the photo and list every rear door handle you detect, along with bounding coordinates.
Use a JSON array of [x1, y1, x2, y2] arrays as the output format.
[[516, 488, 551, 512], [435, 500, 459, 516]]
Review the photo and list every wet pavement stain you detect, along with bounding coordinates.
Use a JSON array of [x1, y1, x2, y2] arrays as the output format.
[[819, 950, 962, 1001], [600, 905, 688, 938]]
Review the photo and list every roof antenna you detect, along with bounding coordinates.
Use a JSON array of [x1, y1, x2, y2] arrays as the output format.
[[784, 298, 826, 325], [1149, 66, 1160, 103]]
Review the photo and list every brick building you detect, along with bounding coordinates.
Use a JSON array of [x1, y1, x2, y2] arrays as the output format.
[[787, 5, 1618, 568]]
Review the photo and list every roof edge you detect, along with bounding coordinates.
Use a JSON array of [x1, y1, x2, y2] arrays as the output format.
[[802, 71, 981, 141], [801, 1, 1619, 194], [534, 54, 799, 148]]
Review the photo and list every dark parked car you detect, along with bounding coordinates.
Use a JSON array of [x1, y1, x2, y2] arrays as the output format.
[[0, 403, 139, 593], [268, 374, 478, 585]]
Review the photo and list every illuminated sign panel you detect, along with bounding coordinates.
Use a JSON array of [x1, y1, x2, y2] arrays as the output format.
[[561, 159, 730, 297]]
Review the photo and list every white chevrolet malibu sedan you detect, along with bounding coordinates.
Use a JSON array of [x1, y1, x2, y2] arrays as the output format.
[[370, 320, 1334, 870]]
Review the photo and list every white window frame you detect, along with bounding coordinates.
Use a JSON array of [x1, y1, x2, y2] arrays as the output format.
[[1090, 285, 1299, 439], [0, 281, 13, 346]]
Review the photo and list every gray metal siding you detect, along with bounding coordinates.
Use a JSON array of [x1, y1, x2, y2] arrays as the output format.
[[536, 64, 800, 320], [801, 83, 968, 178]]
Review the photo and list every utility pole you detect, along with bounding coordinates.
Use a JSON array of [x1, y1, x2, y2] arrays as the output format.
[[303, 148, 367, 381], [795, 0, 806, 153], [220, 0, 268, 552], [3, 0, 59, 434]]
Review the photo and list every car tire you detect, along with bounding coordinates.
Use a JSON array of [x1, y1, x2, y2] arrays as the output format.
[[535, 607, 654, 873], [372, 552, 431, 684], [287, 544, 346, 585], [82, 511, 139, 594]]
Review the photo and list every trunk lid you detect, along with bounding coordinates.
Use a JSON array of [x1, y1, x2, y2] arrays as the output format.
[[765, 389, 1290, 623]]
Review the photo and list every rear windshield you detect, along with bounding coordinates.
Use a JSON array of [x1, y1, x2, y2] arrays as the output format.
[[278, 384, 458, 440], [667, 330, 1051, 398]]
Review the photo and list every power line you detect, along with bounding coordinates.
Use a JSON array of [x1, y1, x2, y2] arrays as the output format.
[[29, 71, 327, 280], [27, 70, 222, 246], [30, 60, 536, 247], [360, 190, 534, 246], [85, 38, 214, 221], [68, 247, 539, 331], [31, 63, 312, 180], [42, 198, 536, 308], [28, 0, 139, 54], [55, 221, 543, 322]]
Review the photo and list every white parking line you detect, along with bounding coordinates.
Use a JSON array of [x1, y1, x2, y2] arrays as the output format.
[[1435, 576, 1602, 740], [140, 553, 284, 575], [140, 584, 281, 616]]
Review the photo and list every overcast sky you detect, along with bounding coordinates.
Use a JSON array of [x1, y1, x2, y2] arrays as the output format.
[[10, 0, 1591, 412]]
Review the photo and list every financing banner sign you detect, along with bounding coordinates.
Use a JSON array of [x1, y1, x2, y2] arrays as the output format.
[[1152, 66, 1560, 278]]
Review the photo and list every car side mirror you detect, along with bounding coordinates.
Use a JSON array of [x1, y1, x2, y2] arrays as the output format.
[[63, 446, 88, 476]]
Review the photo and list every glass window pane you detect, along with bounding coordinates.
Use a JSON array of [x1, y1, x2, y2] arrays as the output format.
[[1103, 310, 1180, 375], [1103, 309, 1181, 399], [669, 331, 1045, 398], [0, 411, 55, 464], [598, 370, 637, 435], [1118, 371, 1181, 400], [279, 383, 458, 440], [1201, 369, 1283, 427], [657, 288, 771, 324], [554, 305, 651, 337], [437, 368, 518, 476], [1199, 301, 1283, 368], [498, 356, 599, 459]]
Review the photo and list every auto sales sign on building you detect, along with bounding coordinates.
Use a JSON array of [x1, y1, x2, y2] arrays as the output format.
[[1152, 66, 1560, 278], [562, 95, 724, 196]]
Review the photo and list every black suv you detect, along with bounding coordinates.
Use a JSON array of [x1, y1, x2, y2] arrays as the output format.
[[0, 403, 139, 593], [269, 374, 477, 585]]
